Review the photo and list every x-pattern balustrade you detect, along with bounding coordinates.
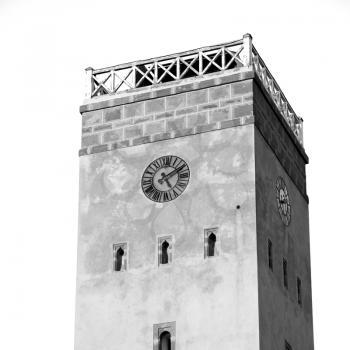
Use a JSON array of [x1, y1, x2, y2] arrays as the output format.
[[85, 34, 304, 146]]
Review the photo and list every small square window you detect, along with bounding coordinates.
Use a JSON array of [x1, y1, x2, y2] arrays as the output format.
[[204, 228, 218, 258], [158, 236, 173, 266], [113, 243, 128, 272]]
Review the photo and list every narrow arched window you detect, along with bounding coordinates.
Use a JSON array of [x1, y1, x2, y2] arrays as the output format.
[[204, 228, 218, 258], [159, 331, 171, 350], [161, 240, 169, 264], [115, 247, 124, 271], [158, 236, 173, 266], [208, 233, 216, 257], [153, 322, 175, 350], [113, 243, 127, 272], [283, 258, 288, 289], [268, 239, 273, 270]]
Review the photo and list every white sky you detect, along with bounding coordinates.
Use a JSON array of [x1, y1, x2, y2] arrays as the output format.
[[0, 0, 349, 349]]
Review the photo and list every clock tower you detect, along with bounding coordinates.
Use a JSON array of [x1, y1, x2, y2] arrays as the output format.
[[75, 34, 314, 350]]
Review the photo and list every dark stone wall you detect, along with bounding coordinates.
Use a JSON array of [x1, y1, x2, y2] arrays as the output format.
[[253, 80, 308, 201], [255, 129, 314, 350]]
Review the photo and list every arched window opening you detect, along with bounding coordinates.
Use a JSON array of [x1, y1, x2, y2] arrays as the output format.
[[204, 228, 218, 259], [159, 331, 171, 350], [115, 247, 124, 271], [161, 240, 170, 264], [113, 243, 127, 272], [153, 322, 175, 350], [283, 258, 288, 289], [268, 239, 273, 270], [208, 232, 216, 257]]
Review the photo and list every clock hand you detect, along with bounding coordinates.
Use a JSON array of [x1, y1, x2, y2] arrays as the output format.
[[160, 172, 172, 188], [158, 164, 186, 185]]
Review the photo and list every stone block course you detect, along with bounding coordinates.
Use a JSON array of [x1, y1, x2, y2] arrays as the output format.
[[220, 118, 242, 129], [166, 117, 186, 132], [166, 94, 186, 111], [82, 110, 103, 127], [232, 103, 253, 117], [153, 132, 172, 142], [197, 79, 215, 89], [220, 97, 242, 107], [111, 140, 130, 149], [104, 106, 122, 122], [176, 106, 197, 116], [209, 85, 230, 101], [187, 89, 208, 106], [79, 148, 88, 156], [80, 75, 260, 156], [231, 81, 252, 95], [196, 122, 218, 133], [174, 83, 193, 94], [113, 119, 134, 128], [93, 124, 112, 132], [133, 92, 152, 102], [174, 128, 194, 138], [144, 120, 165, 135], [91, 144, 108, 153], [145, 98, 165, 114], [155, 111, 174, 120], [103, 129, 123, 143], [187, 112, 208, 128], [134, 115, 153, 124], [154, 88, 172, 98], [198, 102, 219, 111], [82, 134, 100, 147], [124, 102, 144, 118], [243, 94, 253, 102], [125, 125, 143, 139], [132, 136, 151, 146], [209, 107, 230, 123], [82, 127, 92, 134]]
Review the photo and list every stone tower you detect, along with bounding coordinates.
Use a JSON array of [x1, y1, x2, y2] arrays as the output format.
[[75, 34, 314, 350]]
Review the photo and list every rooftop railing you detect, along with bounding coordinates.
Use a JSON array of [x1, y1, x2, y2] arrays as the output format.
[[85, 34, 303, 146]]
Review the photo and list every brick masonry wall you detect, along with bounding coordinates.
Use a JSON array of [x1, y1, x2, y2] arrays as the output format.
[[79, 79, 254, 156], [253, 80, 308, 200]]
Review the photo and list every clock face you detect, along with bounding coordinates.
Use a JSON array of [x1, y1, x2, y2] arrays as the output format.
[[141, 155, 190, 202], [276, 176, 291, 226]]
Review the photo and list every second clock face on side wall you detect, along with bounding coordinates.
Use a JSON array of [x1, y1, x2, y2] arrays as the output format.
[[141, 155, 190, 203], [276, 176, 291, 226]]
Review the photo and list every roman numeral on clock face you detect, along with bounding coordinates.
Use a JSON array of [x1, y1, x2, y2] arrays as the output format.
[[141, 155, 190, 203]]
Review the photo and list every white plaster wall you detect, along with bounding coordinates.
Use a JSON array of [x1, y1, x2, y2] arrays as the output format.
[[75, 125, 259, 350]]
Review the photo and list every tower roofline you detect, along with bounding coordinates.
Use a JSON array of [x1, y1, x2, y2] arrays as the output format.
[[82, 34, 304, 148]]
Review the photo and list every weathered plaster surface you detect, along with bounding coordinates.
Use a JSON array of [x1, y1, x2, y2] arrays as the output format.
[[75, 125, 259, 350], [255, 129, 314, 350]]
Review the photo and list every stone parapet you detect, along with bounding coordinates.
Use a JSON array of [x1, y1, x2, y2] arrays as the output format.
[[79, 70, 254, 156]]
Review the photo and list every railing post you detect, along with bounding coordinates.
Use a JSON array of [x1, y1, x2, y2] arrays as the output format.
[[221, 47, 225, 69], [132, 65, 136, 89], [154, 61, 158, 84], [296, 118, 304, 145], [242, 33, 252, 67], [85, 67, 93, 98], [176, 57, 180, 79]]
